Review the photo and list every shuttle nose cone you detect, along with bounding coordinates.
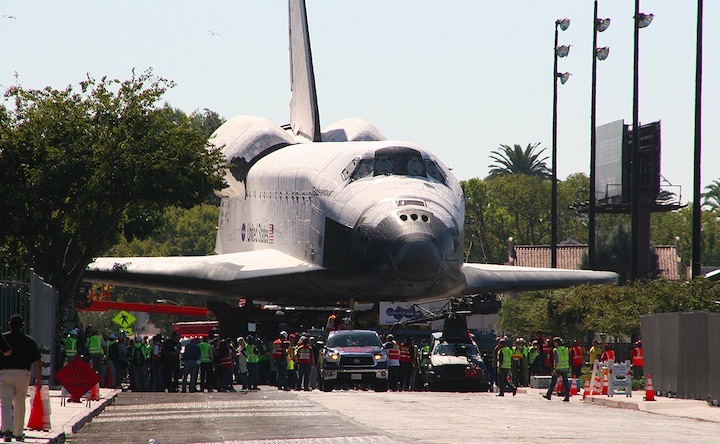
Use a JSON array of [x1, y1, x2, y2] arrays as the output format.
[[392, 236, 443, 282]]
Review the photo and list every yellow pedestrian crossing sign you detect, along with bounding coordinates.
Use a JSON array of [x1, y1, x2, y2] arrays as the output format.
[[112, 310, 136, 328]]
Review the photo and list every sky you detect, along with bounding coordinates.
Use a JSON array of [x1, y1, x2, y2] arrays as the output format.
[[1, 1, 718, 204]]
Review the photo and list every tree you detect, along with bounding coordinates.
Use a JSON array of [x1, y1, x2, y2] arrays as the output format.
[[703, 179, 720, 212], [0, 70, 226, 332], [485, 143, 551, 180]]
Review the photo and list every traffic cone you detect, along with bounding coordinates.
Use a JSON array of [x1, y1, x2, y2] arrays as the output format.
[[591, 372, 601, 395], [554, 377, 563, 395], [644, 374, 656, 401], [27, 387, 50, 431], [582, 378, 590, 400], [601, 368, 609, 395], [104, 367, 113, 388], [89, 383, 100, 401], [570, 377, 578, 396]]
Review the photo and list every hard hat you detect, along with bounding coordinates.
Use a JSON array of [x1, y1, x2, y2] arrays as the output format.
[[69, 329, 78, 335], [280, 331, 288, 338], [108, 333, 116, 339]]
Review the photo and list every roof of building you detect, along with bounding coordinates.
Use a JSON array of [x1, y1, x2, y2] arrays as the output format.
[[512, 244, 682, 280]]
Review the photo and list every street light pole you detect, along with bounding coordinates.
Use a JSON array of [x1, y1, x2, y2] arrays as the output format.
[[589, 0, 610, 270], [631, 0, 653, 281], [552, 18, 570, 269], [692, 0, 704, 277]]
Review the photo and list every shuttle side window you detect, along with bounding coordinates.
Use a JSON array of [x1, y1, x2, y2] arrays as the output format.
[[350, 158, 374, 181], [341, 157, 360, 181], [424, 159, 447, 184]]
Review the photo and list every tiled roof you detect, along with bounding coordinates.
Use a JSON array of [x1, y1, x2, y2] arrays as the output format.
[[512, 244, 682, 280]]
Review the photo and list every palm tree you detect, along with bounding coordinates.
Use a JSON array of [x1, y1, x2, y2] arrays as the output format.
[[703, 179, 720, 212], [485, 143, 552, 180]]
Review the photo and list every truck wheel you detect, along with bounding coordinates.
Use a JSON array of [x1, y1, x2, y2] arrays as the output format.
[[321, 380, 334, 392]]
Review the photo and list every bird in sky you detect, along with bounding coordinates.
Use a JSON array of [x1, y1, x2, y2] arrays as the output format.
[[2, 15, 17, 19], [208, 30, 222, 37]]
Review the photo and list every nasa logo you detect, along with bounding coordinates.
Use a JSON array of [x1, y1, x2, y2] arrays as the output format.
[[241, 223, 246, 241]]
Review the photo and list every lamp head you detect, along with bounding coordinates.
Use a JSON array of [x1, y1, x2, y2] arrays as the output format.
[[596, 18, 611, 33], [595, 47, 610, 61], [637, 13, 654, 28], [556, 18, 570, 31], [555, 45, 571, 58], [556, 72, 572, 84]]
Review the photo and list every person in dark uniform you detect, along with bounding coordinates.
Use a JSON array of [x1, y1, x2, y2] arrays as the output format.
[[0, 314, 37, 442]]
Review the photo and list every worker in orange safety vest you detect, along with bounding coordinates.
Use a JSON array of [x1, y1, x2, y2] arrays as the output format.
[[398, 336, 414, 391], [569, 339, 583, 379], [630, 340, 644, 379]]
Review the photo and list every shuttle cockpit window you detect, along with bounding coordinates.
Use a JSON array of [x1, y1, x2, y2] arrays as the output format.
[[347, 146, 447, 185]]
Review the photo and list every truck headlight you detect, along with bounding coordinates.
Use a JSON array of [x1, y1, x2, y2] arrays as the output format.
[[374, 353, 387, 362]]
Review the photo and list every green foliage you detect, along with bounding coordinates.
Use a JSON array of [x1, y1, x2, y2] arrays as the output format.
[[497, 279, 720, 340], [0, 69, 226, 320], [462, 173, 589, 264], [486, 143, 551, 180]]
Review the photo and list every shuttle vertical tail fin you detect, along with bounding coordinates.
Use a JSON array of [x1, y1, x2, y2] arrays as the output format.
[[289, 0, 321, 142]]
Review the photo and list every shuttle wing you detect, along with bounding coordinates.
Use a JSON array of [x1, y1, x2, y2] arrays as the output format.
[[84, 250, 322, 297], [461, 263, 618, 294]]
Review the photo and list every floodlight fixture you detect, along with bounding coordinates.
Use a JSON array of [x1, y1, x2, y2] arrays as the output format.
[[637, 13, 654, 28], [556, 18, 570, 31], [556, 45, 571, 58], [596, 18, 611, 32], [596, 46, 610, 61], [556, 72, 571, 84]]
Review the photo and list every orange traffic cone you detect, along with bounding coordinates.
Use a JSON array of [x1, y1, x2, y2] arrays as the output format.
[[601, 368, 609, 395], [570, 377, 578, 396], [644, 374, 656, 401], [554, 377, 563, 395], [104, 367, 113, 388], [582, 378, 590, 400], [27, 387, 50, 431], [591, 372, 601, 395], [89, 382, 100, 401]]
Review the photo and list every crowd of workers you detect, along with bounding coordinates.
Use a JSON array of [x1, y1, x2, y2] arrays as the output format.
[[62, 318, 644, 396], [490, 331, 644, 398]]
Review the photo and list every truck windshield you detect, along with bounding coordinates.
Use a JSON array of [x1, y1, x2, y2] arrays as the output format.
[[327, 332, 382, 348]]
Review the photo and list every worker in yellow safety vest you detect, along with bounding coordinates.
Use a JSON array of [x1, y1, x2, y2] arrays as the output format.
[[542, 337, 570, 402], [496, 338, 516, 397], [64, 329, 79, 363]]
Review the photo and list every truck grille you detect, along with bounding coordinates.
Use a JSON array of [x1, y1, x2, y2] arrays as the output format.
[[339, 356, 374, 366]]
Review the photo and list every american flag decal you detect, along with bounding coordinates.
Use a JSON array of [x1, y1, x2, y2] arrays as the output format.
[[268, 223, 274, 244]]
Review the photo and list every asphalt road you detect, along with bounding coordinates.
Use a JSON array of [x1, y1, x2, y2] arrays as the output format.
[[66, 388, 720, 444]]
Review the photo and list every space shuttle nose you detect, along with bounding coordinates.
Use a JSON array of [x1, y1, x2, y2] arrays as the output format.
[[392, 236, 443, 282]]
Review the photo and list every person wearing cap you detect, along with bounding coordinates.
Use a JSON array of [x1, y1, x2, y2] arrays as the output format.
[[496, 338, 516, 397], [85, 326, 106, 380], [272, 331, 289, 390], [181, 337, 201, 392], [244, 336, 260, 390], [130, 336, 148, 392], [64, 329, 79, 363], [543, 337, 570, 402], [631, 340, 644, 379], [0, 314, 37, 442], [113, 332, 129, 389]]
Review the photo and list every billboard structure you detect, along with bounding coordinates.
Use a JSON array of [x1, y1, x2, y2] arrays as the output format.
[[594, 120, 662, 209]]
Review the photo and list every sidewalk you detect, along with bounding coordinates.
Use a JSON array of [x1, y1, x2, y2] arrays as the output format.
[[522, 387, 720, 423], [21, 387, 119, 444]]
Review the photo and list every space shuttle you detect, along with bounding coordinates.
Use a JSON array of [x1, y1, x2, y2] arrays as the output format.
[[84, 0, 617, 305]]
